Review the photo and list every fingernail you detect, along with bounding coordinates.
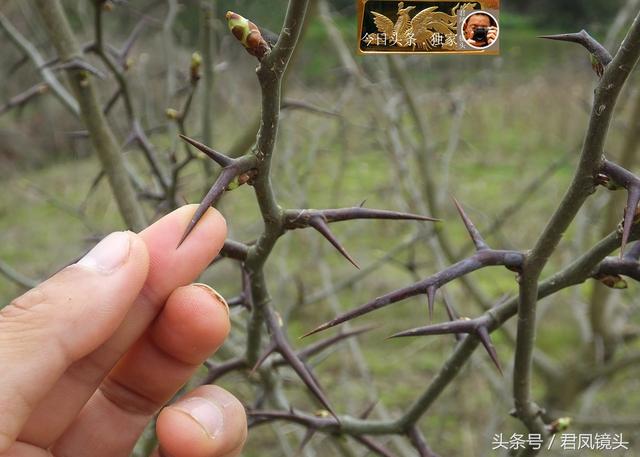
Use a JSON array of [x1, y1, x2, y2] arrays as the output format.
[[172, 398, 224, 438], [193, 283, 229, 315], [77, 231, 132, 274]]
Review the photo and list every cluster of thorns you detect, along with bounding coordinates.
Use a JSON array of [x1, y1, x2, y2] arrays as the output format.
[[156, 10, 640, 456]]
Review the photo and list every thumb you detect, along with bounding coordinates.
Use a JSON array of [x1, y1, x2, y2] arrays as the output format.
[[0, 231, 149, 452], [155, 386, 247, 457]]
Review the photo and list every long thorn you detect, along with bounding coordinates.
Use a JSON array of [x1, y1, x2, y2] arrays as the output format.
[[359, 400, 378, 419], [281, 343, 339, 421], [177, 167, 238, 248], [298, 325, 374, 358], [476, 326, 503, 375], [442, 293, 464, 342], [388, 319, 475, 339], [427, 286, 437, 321], [296, 429, 316, 456], [538, 30, 612, 67], [442, 293, 459, 321], [452, 197, 489, 251], [250, 343, 277, 375], [301, 283, 422, 338], [309, 217, 360, 269], [179, 134, 234, 167], [319, 207, 440, 223], [266, 308, 340, 422]]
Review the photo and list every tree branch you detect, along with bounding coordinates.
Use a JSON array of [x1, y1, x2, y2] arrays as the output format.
[[32, 0, 147, 231], [514, 12, 640, 445], [0, 11, 79, 115]]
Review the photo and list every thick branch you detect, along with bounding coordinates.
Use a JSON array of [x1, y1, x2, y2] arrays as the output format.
[[32, 0, 146, 231], [305, 203, 524, 335], [242, 0, 310, 366], [303, 248, 524, 337], [514, 11, 640, 443], [397, 227, 640, 431]]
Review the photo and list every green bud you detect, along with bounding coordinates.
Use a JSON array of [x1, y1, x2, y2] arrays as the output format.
[[165, 108, 180, 120], [191, 51, 202, 68], [612, 278, 628, 289], [190, 51, 202, 82], [78, 70, 90, 87], [595, 274, 627, 289], [226, 176, 241, 191], [556, 417, 572, 431], [225, 11, 270, 59]]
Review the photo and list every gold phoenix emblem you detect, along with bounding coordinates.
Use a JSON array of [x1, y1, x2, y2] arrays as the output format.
[[363, 2, 477, 51]]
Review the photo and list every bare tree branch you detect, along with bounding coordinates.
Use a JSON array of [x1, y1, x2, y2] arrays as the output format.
[[33, 0, 147, 231], [514, 12, 640, 446], [0, 12, 79, 115]]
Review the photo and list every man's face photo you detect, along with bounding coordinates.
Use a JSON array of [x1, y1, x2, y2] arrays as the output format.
[[463, 12, 498, 48]]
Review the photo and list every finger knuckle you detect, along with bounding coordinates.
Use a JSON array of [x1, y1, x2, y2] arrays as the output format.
[[2, 287, 48, 324]]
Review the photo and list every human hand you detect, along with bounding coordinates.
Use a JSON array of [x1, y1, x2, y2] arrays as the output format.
[[0, 205, 247, 457], [487, 26, 498, 45]]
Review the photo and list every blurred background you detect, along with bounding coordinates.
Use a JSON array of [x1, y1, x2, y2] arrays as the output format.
[[1, 1, 639, 456]]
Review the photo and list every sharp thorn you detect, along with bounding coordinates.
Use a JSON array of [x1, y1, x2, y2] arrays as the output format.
[[177, 218, 198, 248], [318, 207, 440, 224], [298, 325, 375, 358], [284, 352, 339, 422], [538, 32, 584, 42], [537, 30, 612, 66], [296, 429, 316, 456], [452, 197, 489, 251], [310, 217, 360, 269], [442, 292, 459, 321], [179, 134, 234, 167], [176, 168, 237, 248], [301, 322, 331, 339], [441, 293, 464, 342], [301, 286, 420, 338], [476, 326, 503, 375], [359, 400, 378, 419], [250, 344, 277, 375], [265, 307, 340, 423], [427, 286, 437, 321], [388, 319, 474, 339]]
